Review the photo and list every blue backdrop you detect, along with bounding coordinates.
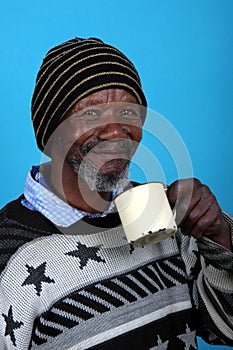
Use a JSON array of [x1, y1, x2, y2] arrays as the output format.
[[0, 1, 232, 349]]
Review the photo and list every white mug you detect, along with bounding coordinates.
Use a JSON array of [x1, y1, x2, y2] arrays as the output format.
[[114, 182, 177, 247]]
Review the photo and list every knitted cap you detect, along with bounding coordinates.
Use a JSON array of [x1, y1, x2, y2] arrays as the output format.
[[31, 37, 147, 153]]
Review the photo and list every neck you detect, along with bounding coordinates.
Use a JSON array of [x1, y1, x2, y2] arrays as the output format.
[[44, 161, 112, 214]]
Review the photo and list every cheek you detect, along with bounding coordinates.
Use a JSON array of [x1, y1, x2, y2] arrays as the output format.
[[131, 126, 142, 144], [130, 127, 142, 156], [65, 128, 89, 144], [60, 125, 97, 152]]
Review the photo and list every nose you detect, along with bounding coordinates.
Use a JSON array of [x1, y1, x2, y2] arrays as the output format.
[[97, 122, 127, 140]]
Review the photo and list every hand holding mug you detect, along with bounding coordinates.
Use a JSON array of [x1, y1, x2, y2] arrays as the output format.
[[167, 178, 231, 250]]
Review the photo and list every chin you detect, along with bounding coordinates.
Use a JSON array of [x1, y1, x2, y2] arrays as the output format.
[[67, 153, 130, 192], [83, 161, 130, 192]]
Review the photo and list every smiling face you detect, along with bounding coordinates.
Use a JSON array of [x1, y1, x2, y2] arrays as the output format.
[[52, 88, 143, 192]]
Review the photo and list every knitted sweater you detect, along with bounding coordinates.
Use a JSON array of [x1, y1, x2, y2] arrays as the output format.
[[0, 196, 233, 349]]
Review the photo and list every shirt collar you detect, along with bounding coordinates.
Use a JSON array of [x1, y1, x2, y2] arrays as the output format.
[[22, 164, 123, 227]]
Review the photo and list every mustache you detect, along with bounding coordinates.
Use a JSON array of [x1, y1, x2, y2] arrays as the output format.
[[80, 139, 134, 157]]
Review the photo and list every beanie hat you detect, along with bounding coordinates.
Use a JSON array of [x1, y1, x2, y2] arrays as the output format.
[[31, 37, 147, 153]]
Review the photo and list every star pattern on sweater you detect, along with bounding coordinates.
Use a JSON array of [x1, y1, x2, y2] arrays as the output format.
[[65, 242, 106, 269], [22, 262, 55, 296], [150, 335, 169, 349], [2, 305, 24, 346], [177, 324, 197, 349]]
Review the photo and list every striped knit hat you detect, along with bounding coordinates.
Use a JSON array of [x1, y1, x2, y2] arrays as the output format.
[[31, 37, 147, 153]]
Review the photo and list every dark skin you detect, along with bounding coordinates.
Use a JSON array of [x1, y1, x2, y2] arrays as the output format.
[[167, 178, 231, 250], [50, 89, 142, 213], [49, 88, 231, 251]]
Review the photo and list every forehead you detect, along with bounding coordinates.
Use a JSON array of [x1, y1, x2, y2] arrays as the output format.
[[67, 89, 139, 116]]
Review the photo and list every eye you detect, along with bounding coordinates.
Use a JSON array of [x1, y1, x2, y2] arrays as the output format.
[[120, 108, 141, 124], [120, 108, 140, 117], [80, 109, 100, 121]]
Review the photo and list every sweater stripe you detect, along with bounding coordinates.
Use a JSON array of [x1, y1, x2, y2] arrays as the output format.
[[68, 301, 192, 350], [31, 257, 188, 347]]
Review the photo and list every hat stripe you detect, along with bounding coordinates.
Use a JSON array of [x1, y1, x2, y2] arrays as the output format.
[[35, 42, 139, 88], [32, 52, 140, 112], [40, 82, 142, 149], [35, 69, 143, 137], [33, 59, 141, 123], [44, 39, 137, 73], [43, 38, 102, 63]]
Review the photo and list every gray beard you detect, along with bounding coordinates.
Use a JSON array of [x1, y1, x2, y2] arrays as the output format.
[[67, 155, 130, 192]]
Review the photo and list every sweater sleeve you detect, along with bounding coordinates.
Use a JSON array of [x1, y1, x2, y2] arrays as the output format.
[[193, 212, 233, 346]]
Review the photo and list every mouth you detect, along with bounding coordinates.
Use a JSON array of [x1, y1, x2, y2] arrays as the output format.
[[87, 145, 132, 168], [92, 150, 129, 157], [81, 140, 133, 158], [83, 150, 130, 175], [88, 153, 129, 171], [66, 139, 135, 178]]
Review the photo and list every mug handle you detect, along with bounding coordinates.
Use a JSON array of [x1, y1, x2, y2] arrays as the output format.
[[164, 185, 176, 220]]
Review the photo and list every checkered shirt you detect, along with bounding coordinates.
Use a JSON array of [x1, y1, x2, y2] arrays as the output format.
[[22, 165, 122, 227]]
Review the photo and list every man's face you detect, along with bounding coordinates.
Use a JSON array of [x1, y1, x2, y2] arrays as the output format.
[[53, 88, 143, 191]]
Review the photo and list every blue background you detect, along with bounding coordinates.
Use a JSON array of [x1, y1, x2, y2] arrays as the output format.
[[0, 1, 232, 348]]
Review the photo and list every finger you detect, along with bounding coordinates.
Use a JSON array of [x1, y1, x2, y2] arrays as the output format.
[[171, 180, 217, 227], [175, 192, 201, 227], [188, 206, 220, 239], [180, 189, 214, 232], [167, 178, 201, 225], [182, 197, 221, 238], [167, 178, 199, 208]]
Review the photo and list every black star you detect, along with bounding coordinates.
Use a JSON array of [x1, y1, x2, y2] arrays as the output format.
[[2, 305, 24, 346], [66, 242, 106, 269], [22, 262, 55, 296]]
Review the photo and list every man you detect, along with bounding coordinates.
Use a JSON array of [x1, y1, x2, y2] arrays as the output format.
[[0, 37, 232, 349]]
